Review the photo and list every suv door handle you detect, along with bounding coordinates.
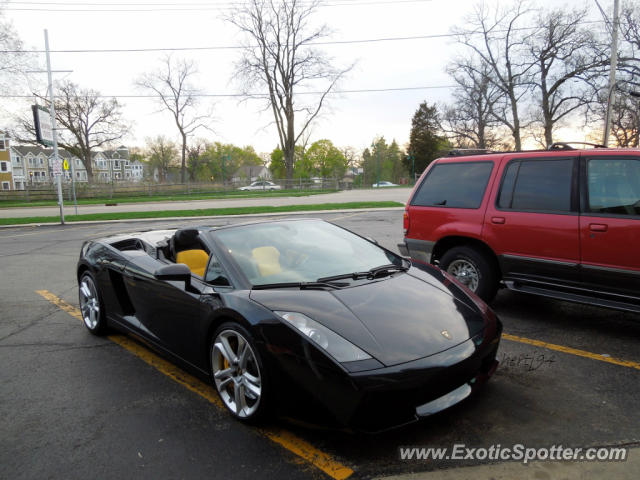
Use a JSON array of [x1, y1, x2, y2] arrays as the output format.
[[491, 217, 506, 224], [589, 223, 608, 232]]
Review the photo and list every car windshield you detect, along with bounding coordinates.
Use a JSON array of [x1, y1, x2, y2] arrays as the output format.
[[213, 220, 403, 286]]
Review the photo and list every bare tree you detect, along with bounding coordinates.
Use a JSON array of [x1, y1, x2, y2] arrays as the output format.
[[0, 7, 33, 94], [609, 94, 640, 147], [453, 0, 536, 150], [441, 58, 503, 149], [526, 7, 608, 147], [227, 0, 352, 184], [137, 55, 211, 184], [17, 81, 129, 182], [146, 136, 178, 183], [618, 0, 640, 90]]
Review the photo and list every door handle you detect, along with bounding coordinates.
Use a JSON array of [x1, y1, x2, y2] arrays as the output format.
[[589, 223, 608, 232], [491, 217, 506, 224]]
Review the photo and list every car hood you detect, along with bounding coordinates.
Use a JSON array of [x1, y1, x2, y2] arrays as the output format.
[[249, 271, 489, 367]]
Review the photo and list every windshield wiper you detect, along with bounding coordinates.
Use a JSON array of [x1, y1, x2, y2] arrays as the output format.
[[252, 281, 349, 290], [318, 263, 409, 283]]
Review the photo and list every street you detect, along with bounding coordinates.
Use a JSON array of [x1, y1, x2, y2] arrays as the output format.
[[1, 210, 639, 479]]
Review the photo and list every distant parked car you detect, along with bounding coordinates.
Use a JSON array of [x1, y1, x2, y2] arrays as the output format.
[[372, 181, 398, 188], [239, 181, 281, 191]]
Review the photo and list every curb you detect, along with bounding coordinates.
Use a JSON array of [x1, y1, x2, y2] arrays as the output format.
[[0, 206, 406, 229]]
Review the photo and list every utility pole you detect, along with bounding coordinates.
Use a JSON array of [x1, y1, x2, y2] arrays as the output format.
[[45, 29, 64, 224], [603, 0, 620, 147], [376, 149, 380, 187]]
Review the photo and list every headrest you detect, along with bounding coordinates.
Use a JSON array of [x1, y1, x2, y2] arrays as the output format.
[[173, 229, 201, 251]]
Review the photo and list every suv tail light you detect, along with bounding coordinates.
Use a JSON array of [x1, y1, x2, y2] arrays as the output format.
[[403, 210, 410, 235]]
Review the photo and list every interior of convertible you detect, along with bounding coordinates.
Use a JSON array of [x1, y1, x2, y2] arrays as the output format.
[[153, 222, 400, 287], [158, 227, 308, 286]]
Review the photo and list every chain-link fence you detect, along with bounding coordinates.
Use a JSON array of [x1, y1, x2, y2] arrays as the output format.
[[0, 177, 354, 203]]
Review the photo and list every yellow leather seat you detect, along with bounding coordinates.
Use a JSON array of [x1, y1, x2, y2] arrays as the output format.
[[252, 246, 281, 277], [176, 249, 209, 277]]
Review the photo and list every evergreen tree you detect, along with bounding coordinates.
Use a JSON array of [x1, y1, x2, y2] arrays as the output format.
[[407, 102, 449, 174]]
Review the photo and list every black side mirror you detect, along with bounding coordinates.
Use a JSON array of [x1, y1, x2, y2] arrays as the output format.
[[155, 263, 192, 285]]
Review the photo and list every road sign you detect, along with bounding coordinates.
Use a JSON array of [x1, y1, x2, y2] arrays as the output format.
[[63, 159, 69, 171], [52, 158, 62, 176], [32, 105, 54, 146]]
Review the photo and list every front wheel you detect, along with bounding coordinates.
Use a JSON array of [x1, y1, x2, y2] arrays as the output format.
[[210, 323, 269, 422], [79, 272, 108, 335], [439, 246, 498, 303]]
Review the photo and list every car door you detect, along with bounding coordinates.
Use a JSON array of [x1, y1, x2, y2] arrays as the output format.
[[124, 253, 210, 367], [483, 154, 581, 285], [579, 154, 640, 297]]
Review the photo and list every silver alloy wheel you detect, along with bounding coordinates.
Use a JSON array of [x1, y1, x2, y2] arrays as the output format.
[[79, 275, 101, 330], [447, 259, 480, 292], [211, 329, 262, 418]]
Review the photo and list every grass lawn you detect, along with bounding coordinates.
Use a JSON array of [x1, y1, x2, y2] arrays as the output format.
[[0, 189, 337, 208], [0, 201, 404, 226]]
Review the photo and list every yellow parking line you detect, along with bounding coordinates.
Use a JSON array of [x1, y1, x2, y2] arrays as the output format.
[[503, 333, 640, 371], [36, 289, 354, 480]]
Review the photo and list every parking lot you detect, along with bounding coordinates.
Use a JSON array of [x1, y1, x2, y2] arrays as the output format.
[[1, 210, 639, 479]]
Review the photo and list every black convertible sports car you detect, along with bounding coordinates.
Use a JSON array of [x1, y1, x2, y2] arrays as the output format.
[[77, 219, 501, 431]]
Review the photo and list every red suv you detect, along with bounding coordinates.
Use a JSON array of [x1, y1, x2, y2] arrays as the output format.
[[398, 146, 640, 312]]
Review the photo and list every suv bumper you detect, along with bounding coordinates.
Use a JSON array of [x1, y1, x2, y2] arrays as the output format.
[[398, 238, 435, 264]]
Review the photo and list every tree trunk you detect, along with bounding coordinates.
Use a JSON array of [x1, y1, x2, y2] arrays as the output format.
[[83, 152, 94, 183], [180, 132, 187, 184]]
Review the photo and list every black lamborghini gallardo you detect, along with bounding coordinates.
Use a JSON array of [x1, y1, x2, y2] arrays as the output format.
[[77, 219, 501, 431]]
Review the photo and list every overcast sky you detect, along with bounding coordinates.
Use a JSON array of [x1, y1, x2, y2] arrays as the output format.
[[2, 0, 597, 155]]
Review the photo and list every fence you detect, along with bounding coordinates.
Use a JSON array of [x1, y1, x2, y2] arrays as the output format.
[[0, 178, 350, 204]]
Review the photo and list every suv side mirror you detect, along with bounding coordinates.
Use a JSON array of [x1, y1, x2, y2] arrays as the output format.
[[155, 264, 191, 286]]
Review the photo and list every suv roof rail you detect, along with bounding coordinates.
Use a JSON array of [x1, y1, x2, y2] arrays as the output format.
[[447, 148, 493, 157], [548, 142, 607, 150]]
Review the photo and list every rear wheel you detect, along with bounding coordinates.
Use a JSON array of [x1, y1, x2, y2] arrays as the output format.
[[210, 323, 269, 422], [439, 246, 498, 302], [79, 272, 107, 335]]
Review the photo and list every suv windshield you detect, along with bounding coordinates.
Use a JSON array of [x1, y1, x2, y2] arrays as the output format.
[[213, 220, 403, 286]]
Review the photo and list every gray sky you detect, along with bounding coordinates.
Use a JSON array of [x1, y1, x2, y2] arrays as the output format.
[[2, 0, 595, 154]]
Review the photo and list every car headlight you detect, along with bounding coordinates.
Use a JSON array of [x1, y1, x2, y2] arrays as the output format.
[[275, 311, 372, 363]]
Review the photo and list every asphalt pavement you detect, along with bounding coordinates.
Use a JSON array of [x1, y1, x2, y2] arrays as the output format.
[[1, 210, 638, 479]]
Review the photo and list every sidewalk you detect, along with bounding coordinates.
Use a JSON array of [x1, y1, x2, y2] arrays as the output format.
[[0, 188, 411, 218]]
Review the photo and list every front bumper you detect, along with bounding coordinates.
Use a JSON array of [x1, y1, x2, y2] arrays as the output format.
[[264, 318, 502, 432]]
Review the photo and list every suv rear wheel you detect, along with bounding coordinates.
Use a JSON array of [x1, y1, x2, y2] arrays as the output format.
[[439, 246, 498, 303]]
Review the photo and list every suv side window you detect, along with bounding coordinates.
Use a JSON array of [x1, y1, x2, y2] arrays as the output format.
[[498, 158, 574, 212], [586, 157, 640, 216], [411, 161, 493, 209]]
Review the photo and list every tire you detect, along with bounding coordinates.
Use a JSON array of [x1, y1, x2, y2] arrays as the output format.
[[439, 246, 499, 303], [78, 271, 108, 336], [210, 322, 270, 422]]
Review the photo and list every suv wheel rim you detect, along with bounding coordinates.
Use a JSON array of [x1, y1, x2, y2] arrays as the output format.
[[448, 259, 480, 292], [212, 330, 262, 418]]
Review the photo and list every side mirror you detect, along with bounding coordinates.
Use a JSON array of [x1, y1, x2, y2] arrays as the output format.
[[155, 263, 192, 285]]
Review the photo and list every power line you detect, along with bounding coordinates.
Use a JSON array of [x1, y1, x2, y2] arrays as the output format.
[[0, 84, 457, 99], [0, 21, 606, 54], [2, 0, 435, 11]]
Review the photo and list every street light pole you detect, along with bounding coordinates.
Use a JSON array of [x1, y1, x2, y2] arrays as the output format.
[[603, 0, 620, 147], [44, 29, 64, 224]]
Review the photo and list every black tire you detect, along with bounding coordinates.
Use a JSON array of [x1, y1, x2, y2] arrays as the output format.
[[439, 246, 499, 303], [210, 322, 270, 423], [78, 271, 108, 336]]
